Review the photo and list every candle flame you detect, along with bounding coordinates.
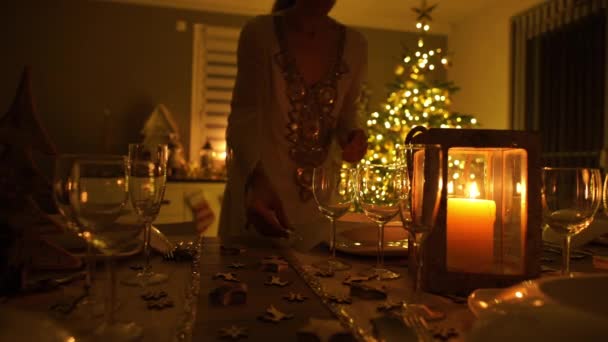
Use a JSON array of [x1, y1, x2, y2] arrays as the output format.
[[516, 182, 522, 195], [447, 181, 454, 194], [467, 182, 480, 199]]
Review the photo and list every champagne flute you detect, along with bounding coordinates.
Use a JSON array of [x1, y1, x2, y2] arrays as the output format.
[[541, 167, 601, 275], [396, 144, 443, 297], [122, 144, 168, 286], [312, 163, 356, 272], [71, 155, 143, 341], [357, 162, 408, 280]]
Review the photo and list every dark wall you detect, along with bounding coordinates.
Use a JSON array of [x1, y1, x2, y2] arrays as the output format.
[[0, 0, 446, 158]]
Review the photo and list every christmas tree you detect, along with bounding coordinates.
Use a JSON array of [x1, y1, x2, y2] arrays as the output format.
[[364, 1, 479, 165]]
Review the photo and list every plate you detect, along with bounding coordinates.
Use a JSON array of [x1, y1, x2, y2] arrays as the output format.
[[467, 274, 608, 341], [0, 308, 74, 341], [334, 213, 408, 257]]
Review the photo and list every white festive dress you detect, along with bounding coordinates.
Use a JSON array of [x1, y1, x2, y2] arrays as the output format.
[[218, 14, 368, 240]]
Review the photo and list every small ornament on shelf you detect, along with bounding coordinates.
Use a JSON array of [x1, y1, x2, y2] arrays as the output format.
[[199, 140, 214, 178]]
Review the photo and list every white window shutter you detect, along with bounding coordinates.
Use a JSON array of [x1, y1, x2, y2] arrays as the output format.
[[190, 24, 240, 163]]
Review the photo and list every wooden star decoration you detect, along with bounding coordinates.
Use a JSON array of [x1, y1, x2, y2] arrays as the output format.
[[342, 274, 377, 286], [377, 300, 405, 312], [283, 292, 308, 303], [431, 327, 459, 341], [350, 282, 387, 300], [229, 262, 245, 269], [146, 298, 174, 310], [218, 325, 248, 340], [326, 294, 352, 305], [141, 290, 168, 301], [213, 272, 240, 282], [297, 318, 353, 342], [265, 275, 290, 287], [261, 255, 288, 272], [258, 305, 293, 323], [412, 0, 438, 22], [220, 245, 246, 255], [314, 268, 335, 278]]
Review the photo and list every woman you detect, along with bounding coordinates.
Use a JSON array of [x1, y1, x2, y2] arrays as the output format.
[[219, 0, 368, 239]]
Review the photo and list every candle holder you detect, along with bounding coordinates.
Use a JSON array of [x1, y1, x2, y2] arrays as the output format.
[[406, 128, 542, 295]]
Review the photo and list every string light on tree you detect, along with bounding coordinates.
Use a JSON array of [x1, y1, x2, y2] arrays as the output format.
[[365, 0, 480, 165]]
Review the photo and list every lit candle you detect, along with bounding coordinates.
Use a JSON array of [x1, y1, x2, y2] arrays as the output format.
[[447, 182, 496, 273]]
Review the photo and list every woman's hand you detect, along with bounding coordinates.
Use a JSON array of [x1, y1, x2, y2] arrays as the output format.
[[245, 168, 293, 238], [341, 129, 368, 163]]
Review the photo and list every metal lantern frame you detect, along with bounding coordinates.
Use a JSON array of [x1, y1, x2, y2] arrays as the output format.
[[408, 128, 542, 295]]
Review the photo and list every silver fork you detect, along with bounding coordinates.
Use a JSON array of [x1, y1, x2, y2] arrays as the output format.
[[401, 305, 433, 342]]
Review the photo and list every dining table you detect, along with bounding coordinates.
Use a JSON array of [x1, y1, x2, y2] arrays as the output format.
[[3, 220, 608, 341]]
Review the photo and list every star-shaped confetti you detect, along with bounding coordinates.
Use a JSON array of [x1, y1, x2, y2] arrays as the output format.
[[220, 245, 246, 255], [350, 282, 387, 300], [261, 256, 288, 273], [297, 318, 353, 342], [214, 272, 240, 282], [146, 298, 174, 310], [265, 275, 290, 287], [141, 290, 168, 301], [377, 300, 405, 312], [342, 274, 377, 286], [229, 262, 245, 269], [283, 292, 308, 303], [412, 0, 438, 22], [314, 268, 335, 278], [431, 327, 459, 341], [258, 305, 293, 323], [326, 294, 352, 305], [219, 325, 248, 340]]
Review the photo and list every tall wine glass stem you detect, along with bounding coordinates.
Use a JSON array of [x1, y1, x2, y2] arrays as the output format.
[[413, 234, 424, 298], [329, 217, 336, 259], [562, 234, 572, 275], [377, 222, 385, 269], [143, 221, 152, 274], [85, 241, 94, 294], [105, 258, 117, 325]]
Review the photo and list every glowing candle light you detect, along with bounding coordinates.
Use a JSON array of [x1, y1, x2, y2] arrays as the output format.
[[447, 182, 496, 273]]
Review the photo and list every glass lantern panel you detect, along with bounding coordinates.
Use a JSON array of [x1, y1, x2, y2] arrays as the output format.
[[446, 147, 528, 275]]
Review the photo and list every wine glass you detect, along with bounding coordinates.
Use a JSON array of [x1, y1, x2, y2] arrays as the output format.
[[52, 154, 105, 318], [541, 167, 601, 275], [122, 144, 168, 286], [311, 163, 356, 272], [70, 155, 143, 341], [396, 144, 443, 296], [357, 162, 408, 280]]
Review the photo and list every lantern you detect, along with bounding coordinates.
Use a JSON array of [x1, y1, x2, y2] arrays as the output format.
[[407, 128, 542, 295]]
